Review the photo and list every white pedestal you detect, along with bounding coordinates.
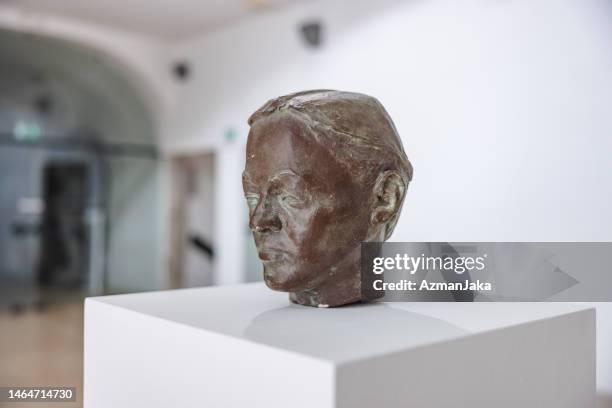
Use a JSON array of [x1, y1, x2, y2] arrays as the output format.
[[84, 283, 595, 408]]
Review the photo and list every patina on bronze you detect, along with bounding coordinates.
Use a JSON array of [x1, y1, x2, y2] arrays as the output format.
[[243, 90, 413, 307]]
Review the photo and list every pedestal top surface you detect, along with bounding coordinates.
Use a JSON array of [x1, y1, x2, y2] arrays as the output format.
[[88, 282, 591, 363]]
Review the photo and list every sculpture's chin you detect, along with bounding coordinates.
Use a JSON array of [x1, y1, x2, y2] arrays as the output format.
[[262, 265, 307, 293], [263, 277, 287, 292], [262, 267, 292, 292]]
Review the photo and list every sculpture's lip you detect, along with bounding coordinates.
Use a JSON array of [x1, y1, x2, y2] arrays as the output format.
[[258, 248, 291, 261]]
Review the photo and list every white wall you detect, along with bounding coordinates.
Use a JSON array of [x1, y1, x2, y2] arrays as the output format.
[[106, 158, 162, 292], [165, 0, 612, 240], [161, 0, 612, 401], [213, 143, 246, 285]]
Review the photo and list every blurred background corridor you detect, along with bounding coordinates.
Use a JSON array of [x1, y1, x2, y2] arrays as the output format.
[[0, 0, 611, 407]]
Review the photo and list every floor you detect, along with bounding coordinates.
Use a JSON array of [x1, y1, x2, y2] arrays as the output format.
[[0, 297, 84, 408]]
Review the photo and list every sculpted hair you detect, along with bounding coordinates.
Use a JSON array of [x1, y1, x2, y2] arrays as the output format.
[[248, 90, 413, 238]]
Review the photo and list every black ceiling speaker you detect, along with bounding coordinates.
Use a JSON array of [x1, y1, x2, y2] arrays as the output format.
[[300, 21, 323, 48], [34, 94, 53, 116], [173, 61, 190, 81]]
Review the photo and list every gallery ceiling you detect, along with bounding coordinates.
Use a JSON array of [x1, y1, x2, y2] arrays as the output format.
[[2, 0, 294, 40]]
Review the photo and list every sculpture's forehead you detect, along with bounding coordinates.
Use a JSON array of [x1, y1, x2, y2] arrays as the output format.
[[247, 113, 308, 150], [244, 113, 357, 195], [244, 115, 321, 182]]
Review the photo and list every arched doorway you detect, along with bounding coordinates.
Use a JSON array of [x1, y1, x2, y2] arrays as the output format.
[[0, 29, 160, 309]]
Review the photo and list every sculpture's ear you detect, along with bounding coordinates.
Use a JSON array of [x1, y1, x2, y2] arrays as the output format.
[[371, 170, 406, 227]]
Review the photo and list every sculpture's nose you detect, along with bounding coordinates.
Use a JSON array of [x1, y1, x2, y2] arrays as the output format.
[[249, 197, 282, 233]]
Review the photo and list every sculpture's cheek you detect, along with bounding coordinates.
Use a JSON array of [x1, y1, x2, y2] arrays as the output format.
[[283, 208, 314, 233]]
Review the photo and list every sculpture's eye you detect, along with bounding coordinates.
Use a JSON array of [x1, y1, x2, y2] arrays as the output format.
[[245, 193, 260, 208], [280, 194, 302, 209]]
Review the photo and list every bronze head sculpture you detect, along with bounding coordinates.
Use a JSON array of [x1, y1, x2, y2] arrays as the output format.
[[243, 90, 413, 307]]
